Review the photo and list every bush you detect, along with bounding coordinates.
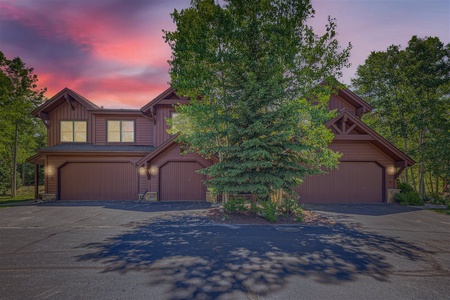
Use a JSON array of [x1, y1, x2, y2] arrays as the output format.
[[397, 182, 415, 193], [259, 200, 279, 223], [424, 193, 446, 204], [394, 191, 423, 206], [224, 197, 248, 213]]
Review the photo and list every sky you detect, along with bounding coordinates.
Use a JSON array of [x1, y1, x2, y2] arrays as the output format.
[[0, 0, 449, 108]]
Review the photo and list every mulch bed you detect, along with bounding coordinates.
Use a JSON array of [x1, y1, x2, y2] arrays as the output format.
[[204, 206, 334, 226]]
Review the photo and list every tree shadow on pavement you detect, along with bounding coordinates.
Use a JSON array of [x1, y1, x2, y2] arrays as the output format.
[[76, 215, 428, 300]]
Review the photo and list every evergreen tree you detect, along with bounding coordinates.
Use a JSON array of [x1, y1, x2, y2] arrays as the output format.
[[165, 0, 351, 200]]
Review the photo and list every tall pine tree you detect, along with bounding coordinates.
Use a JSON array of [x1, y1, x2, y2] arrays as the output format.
[[165, 0, 351, 200]]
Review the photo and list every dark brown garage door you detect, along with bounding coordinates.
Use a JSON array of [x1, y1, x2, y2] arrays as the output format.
[[160, 161, 206, 201], [59, 162, 138, 200], [295, 162, 383, 203]]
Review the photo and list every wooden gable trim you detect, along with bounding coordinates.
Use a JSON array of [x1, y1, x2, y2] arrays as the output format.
[[140, 87, 177, 114], [32, 88, 98, 117], [327, 109, 415, 166], [135, 135, 178, 167], [338, 88, 373, 116]]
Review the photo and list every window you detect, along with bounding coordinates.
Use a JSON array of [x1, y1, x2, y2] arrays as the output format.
[[107, 120, 135, 142], [60, 121, 87, 142]]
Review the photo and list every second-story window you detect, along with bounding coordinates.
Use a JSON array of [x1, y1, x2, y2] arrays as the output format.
[[60, 121, 87, 142], [107, 120, 135, 142]]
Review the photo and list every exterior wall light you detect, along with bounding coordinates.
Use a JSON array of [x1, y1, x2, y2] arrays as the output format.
[[139, 166, 146, 176], [387, 165, 396, 175], [149, 165, 158, 176]]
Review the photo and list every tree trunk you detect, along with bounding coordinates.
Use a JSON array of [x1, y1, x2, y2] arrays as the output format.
[[411, 166, 418, 192], [429, 173, 434, 195], [436, 177, 439, 196], [419, 130, 425, 199], [11, 123, 19, 198], [22, 163, 26, 187], [404, 138, 409, 184]]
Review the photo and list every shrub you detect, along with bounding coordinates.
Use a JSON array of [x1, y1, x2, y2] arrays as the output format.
[[394, 191, 423, 206], [259, 200, 279, 223], [224, 197, 248, 213], [397, 182, 415, 193], [424, 193, 445, 204]]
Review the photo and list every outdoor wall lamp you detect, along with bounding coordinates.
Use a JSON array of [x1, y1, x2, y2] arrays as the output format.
[[387, 165, 396, 175], [139, 166, 146, 176], [149, 165, 158, 176]]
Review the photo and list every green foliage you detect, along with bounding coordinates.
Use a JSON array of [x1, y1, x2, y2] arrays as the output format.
[[278, 197, 303, 214], [258, 200, 280, 223], [397, 182, 415, 194], [0, 51, 46, 197], [395, 190, 423, 206], [424, 193, 446, 205], [223, 197, 248, 212], [164, 0, 350, 198], [352, 36, 450, 198]]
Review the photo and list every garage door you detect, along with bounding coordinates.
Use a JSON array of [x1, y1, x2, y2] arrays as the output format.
[[295, 162, 383, 203], [59, 162, 137, 200], [160, 162, 206, 201]]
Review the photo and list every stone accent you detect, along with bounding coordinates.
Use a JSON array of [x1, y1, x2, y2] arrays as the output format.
[[206, 192, 218, 203], [387, 189, 401, 203], [40, 194, 56, 202], [139, 192, 158, 202]]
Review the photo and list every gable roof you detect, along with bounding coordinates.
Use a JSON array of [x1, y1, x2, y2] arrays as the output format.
[[337, 87, 373, 117], [32, 88, 99, 118], [326, 109, 415, 166], [135, 135, 179, 166], [140, 87, 189, 116]]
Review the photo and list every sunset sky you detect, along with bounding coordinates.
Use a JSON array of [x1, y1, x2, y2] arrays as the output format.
[[1, 0, 449, 108]]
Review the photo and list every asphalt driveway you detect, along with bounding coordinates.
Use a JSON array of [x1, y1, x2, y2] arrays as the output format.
[[0, 201, 449, 300]]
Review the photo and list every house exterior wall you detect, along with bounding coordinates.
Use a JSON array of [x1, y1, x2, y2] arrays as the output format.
[[146, 143, 213, 196], [45, 154, 144, 199], [93, 115, 153, 145], [153, 105, 174, 147], [47, 101, 92, 146], [331, 140, 396, 191], [329, 94, 356, 115]]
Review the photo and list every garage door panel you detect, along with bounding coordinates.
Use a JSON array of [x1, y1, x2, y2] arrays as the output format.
[[60, 163, 137, 200], [295, 162, 383, 203], [160, 162, 205, 201]]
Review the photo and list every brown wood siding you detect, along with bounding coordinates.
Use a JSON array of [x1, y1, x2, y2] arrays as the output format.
[[160, 162, 206, 201], [59, 162, 137, 200], [94, 115, 152, 145], [47, 101, 92, 146], [154, 105, 173, 146], [330, 140, 396, 191], [46, 155, 141, 196], [296, 162, 383, 203], [329, 94, 356, 115], [147, 143, 213, 199]]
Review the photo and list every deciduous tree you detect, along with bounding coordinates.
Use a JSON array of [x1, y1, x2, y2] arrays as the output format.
[[352, 36, 450, 198], [0, 51, 46, 197], [164, 0, 351, 200]]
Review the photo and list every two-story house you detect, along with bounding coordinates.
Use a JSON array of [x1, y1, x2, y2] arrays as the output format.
[[27, 86, 414, 203]]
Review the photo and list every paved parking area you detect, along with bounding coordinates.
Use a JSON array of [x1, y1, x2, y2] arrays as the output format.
[[0, 201, 449, 299]]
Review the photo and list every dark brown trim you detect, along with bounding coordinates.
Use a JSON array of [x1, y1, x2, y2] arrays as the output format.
[[136, 135, 178, 166], [333, 134, 374, 141], [327, 110, 415, 166]]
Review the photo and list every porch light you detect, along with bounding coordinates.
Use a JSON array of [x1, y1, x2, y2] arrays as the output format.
[[139, 166, 146, 176], [387, 165, 396, 175], [47, 166, 54, 176], [149, 165, 158, 176]]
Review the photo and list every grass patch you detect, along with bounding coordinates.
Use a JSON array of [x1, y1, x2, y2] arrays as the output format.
[[0, 186, 43, 204], [431, 208, 450, 216]]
